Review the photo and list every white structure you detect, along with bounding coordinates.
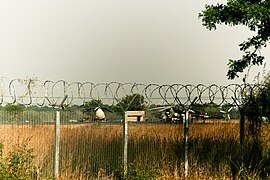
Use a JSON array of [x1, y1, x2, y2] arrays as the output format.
[[126, 111, 145, 122]]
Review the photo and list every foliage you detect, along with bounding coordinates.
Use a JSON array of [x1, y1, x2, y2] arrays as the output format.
[[113, 163, 157, 180], [231, 153, 267, 179], [83, 99, 103, 110], [0, 143, 38, 180], [250, 74, 270, 120], [240, 74, 270, 136], [3, 104, 26, 123], [199, 0, 270, 79], [115, 93, 146, 113], [4, 104, 25, 112]]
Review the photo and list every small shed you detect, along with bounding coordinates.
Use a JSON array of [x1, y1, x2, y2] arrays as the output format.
[[127, 111, 145, 122]]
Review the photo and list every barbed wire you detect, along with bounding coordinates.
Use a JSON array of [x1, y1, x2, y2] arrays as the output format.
[[0, 78, 263, 107]]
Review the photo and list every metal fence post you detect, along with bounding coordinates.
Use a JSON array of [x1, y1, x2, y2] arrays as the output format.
[[240, 110, 245, 165], [184, 110, 189, 177], [123, 111, 128, 178], [182, 97, 197, 178], [55, 111, 60, 179]]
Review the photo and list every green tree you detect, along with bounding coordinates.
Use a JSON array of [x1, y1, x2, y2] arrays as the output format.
[[4, 104, 25, 112], [115, 93, 146, 113], [3, 104, 25, 123], [244, 74, 270, 122], [199, 0, 270, 79]]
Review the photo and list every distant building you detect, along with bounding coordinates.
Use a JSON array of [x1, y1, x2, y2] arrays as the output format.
[[126, 111, 145, 122]]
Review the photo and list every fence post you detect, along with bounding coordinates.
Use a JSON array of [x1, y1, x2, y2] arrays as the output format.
[[55, 111, 60, 179], [181, 97, 197, 177], [232, 96, 246, 166], [46, 95, 67, 180], [239, 109, 245, 164], [184, 110, 189, 177], [123, 111, 128, 178]]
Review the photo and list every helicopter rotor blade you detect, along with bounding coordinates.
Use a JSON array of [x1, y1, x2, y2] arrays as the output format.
[[147, 105, 172, 111], [228, 107, 233, 113], [220, 110, 226, 114]]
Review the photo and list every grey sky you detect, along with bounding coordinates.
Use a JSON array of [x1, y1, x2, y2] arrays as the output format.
[[0, 0, 269, 85]]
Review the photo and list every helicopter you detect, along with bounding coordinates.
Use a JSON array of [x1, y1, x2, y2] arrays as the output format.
[[94, 107, 106, 121], [160, 106, 184, 123], [80, 100, 114, 122], [148, 103, 187, 123], [220, 107, 234, 120], [148, 96, 210, 123]]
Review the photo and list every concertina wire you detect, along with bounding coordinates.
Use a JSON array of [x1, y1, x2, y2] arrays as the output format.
[[0, 78, 264, 108]]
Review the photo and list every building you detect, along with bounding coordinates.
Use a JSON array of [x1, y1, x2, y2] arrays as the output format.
[[126, 111, 145, 122]]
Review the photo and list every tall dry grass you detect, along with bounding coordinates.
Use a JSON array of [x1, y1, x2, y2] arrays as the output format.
[[0, 122, 269, 179]]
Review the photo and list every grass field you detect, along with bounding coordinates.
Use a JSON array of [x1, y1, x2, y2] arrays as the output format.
[[0, 121, 269, 179]]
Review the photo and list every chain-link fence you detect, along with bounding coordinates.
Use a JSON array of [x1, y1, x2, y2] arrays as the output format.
[[0, 79, 269, 179]]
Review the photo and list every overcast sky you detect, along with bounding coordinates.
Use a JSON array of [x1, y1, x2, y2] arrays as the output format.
[[0, 0, 269, 85]]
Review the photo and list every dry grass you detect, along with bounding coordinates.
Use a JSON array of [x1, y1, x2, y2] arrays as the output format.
[[0, 122, 269, 179]]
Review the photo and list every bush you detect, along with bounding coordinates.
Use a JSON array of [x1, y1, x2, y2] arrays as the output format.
[[113, 163, 157, 180], [0, 143, 38, 180]]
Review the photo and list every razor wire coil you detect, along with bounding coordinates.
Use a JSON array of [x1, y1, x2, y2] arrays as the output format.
[[0, 78, 263, 107]]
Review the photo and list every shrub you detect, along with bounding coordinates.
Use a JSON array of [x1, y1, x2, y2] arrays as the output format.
[[113, 163, 157, 180], [0, 143, 38, 180]]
